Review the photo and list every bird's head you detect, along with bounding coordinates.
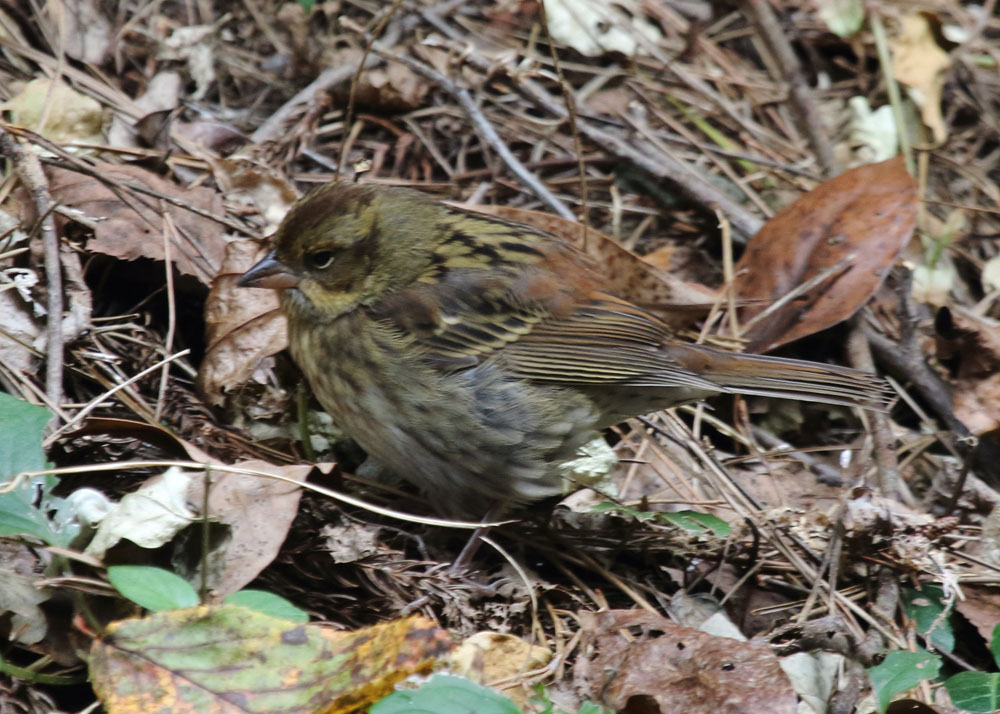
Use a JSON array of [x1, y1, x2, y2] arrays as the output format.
[[237, 182, 446, 321]]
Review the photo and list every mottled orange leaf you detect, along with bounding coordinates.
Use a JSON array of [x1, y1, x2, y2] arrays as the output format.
[[734, 157, 917, 351], [91, 607, 452, 714]]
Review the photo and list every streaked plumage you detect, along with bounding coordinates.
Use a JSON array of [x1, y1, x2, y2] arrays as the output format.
[[239, 183, 889, 513]]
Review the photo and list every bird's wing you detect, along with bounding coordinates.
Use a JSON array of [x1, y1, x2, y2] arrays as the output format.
[[370, 262, 722, 391]]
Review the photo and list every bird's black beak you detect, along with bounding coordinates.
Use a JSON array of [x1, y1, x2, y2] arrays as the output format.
[[237, 250, 301, 289]]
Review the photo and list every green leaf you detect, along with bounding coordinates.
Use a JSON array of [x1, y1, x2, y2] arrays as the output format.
[[0, 393, 76, 547], [531, 684, 612, 714], [901, 585, 954, 652], [224, 590, 308, 623], [576, 703, 613, 714], [0, 392, 50, 476], [590, 501, 655, 522], [107, 566, 199, 611], [658, 510, 731, 536], [868, 648, 941, 713], [371, 674, 520, 714], [943, 671, 1000, 713], [991, 622, 1000, 669]]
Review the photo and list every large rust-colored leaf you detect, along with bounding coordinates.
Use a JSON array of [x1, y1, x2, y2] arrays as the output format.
[[734, 157, 917, 351], [91, 608, 452, 714]]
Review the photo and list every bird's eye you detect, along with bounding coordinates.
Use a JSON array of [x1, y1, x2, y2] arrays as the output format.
[[306, 250, 336, 270]]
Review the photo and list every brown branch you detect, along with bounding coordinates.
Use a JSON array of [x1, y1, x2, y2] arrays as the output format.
[[847, 317, 902, 499], [0, 124, 63, 420], [744, 0, 837, 175]]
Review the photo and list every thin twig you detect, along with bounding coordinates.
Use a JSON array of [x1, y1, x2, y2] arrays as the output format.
[[744, 0, 837, 175], [870, 13, 914, 175], [738, 255, 854, 338], [537, 2, 589, 241], [370, 46, 575, 220], [155, 213, 179, 423], [847, 316, 903, 499], [417, 34, 764, 238], [42, 350, 192, 447], [337, 0, 406, 178], [0, 125, 63, 421]]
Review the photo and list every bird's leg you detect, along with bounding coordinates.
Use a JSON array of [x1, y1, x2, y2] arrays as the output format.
[[450, 505, 503, 573]]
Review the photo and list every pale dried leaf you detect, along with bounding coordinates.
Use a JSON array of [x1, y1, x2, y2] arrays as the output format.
[[0, 572, 49, 645], [1, 79, 104, 145], [210, 159, 298, 232], [543, 0, 662, 56], [891, 14, 952, 144], [187, 460, 310, 598], [84, 467, 197, 559], [157, 25, 216, 100], [48, 0, 112, 65]]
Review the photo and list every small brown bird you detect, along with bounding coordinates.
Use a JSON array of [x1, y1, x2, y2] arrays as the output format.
[[239, 183, 888, 514]]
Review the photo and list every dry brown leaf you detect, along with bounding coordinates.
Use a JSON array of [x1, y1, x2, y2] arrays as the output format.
[[734, 157, 917, 351], [954, 586, 1000, 645], [891, 14, 952, 144], [210, 158, 299, 231], [198, 239, 287, 406], [355, 63, 430, 112], [575, 609, 796, 714], [187, 460, 310, 598], [42, 164, 226, 285], [68, 419, 309, 598], [463, 204, 718, 324], [0, 287, 41, 375], [936, 309, 1000, 434]]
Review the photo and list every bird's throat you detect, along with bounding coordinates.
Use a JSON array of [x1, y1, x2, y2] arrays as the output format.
[[285, 283, 362, 323]]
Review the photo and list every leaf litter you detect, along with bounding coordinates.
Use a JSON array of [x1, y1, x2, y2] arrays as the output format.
[[0, 1, 998, 713]]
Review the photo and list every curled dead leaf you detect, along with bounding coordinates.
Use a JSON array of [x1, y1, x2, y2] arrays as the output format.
[[891, 14, 952, 144], [734, 157, 917, 351], [198, 239, 288, 406]]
